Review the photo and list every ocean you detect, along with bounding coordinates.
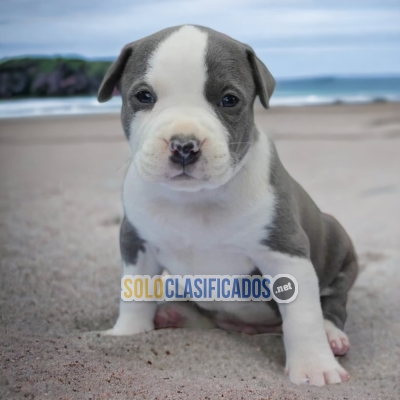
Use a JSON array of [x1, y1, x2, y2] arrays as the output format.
[[0, 76, 399, 118]]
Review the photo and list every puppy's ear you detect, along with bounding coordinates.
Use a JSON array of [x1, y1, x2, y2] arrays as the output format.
[[245, 46, 276, 108], [97, 43, 135, 103]]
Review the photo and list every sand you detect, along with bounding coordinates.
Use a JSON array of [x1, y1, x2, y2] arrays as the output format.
[[0, 103, 399, 399]]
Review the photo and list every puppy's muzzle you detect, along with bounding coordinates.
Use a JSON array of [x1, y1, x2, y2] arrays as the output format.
[[169, 135, 201, 167]]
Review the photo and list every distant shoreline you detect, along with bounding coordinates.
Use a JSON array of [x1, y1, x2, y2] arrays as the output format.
[[1, 95, 399, 119], [1, 59, 400, 118]]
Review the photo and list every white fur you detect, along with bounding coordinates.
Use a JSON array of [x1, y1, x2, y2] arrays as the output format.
[[129, 25, 232, 192], [252, 251, 348, 385], [104, 253, 161, 336], [120, 128, 276, 325], [324, 319, 350, 355]]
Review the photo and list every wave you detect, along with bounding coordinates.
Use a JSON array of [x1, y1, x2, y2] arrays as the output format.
[[0, 96, 122, 118], [269, 94, 400, 107], [0, 93, 399, 119]]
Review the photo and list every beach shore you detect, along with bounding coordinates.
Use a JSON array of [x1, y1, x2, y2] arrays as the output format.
[[1, 103, 399, 399]]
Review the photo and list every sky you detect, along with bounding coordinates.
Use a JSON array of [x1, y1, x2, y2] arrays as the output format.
[[1, 0, 399, 78]]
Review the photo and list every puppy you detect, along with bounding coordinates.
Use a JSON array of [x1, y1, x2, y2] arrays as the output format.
[[98, 25, 358, 386]]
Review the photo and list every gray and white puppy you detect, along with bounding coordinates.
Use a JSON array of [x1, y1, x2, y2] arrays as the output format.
[[98, 25, 358, 386]]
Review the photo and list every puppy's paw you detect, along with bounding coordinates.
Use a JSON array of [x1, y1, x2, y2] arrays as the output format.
[[286, 352, 350, 386], [154, 304, 187, 329], [324, 319, 350, 356], [154, 302, 216, 330], [103, 320, 154, 336]]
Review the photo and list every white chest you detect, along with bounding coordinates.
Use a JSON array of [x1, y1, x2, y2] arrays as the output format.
[[124, 188, 273, 276], [123, 131, 275, 275]]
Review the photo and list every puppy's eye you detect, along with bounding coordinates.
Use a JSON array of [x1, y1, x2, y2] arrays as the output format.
[[219, 94, 238, 107], [136, 91, 155, 104]]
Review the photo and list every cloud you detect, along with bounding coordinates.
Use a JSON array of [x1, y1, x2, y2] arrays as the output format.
[[1, 0, 399, 77]]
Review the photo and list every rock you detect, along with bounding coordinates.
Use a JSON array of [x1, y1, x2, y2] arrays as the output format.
[[0, 69, 30, 98], [0, 58, 112, 98], [30, 63, 94, 96]]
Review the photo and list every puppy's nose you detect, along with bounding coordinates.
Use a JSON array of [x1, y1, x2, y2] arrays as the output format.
[[169, 136, 201, 166]]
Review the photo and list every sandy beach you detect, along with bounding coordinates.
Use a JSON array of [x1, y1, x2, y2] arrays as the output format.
[[1, 103, 399, 399]]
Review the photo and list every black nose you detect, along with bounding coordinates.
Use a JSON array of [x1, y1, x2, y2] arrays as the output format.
[[169, 136, 201, 166]]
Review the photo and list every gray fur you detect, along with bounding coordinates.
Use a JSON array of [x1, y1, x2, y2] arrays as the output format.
[[200, 26, 275, 164], [120, 216, 146, 265], [98, 24, 275, 154], [98, 26, 180, 138], [263, 140, 358, 328]]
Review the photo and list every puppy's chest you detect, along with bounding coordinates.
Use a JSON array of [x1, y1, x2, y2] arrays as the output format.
[[129, 198, 272, 275], [155, 246, 255, 276]]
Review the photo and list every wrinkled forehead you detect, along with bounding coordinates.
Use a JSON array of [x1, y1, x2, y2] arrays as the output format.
[[120, 25, 253, 98]]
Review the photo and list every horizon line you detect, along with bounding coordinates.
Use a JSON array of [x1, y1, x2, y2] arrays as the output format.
[[1, 54, 400, 81]]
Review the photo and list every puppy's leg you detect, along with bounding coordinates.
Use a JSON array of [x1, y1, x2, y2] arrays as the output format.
[[254, 251, 349, 386], [104, 217, 161, 336], [324, 320, 349, 357], [321, 255, 358, 356]]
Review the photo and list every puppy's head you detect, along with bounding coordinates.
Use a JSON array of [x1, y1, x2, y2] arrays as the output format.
[[98, 25, 275, 192]]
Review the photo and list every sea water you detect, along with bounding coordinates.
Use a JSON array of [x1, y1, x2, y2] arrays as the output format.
[[0, 76, 399, 118]]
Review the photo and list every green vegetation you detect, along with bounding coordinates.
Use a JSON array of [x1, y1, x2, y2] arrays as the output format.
[[0, 56, 113, 98]]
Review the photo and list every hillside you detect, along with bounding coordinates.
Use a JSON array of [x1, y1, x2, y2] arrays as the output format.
[[0, 57, 112, 98]]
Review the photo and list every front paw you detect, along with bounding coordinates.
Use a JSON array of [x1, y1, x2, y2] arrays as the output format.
[[286, 351, 350, 386], [103, 319, 154, 336]]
